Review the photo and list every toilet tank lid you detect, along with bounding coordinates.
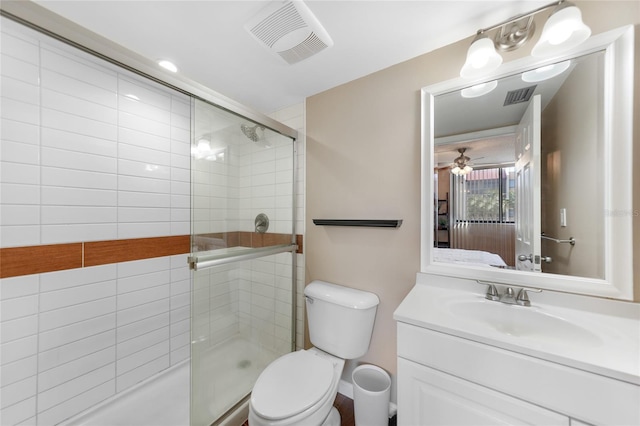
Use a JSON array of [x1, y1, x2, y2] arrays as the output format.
[[305, 280, 379, 309]]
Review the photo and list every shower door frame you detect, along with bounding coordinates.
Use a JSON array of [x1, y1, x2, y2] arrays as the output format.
[[187, 97, 300, 352], [189, 96, 299, 425]]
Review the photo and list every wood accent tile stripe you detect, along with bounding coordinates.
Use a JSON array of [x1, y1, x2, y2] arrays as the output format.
[[0, 243, 83, 279], [84, 236, 191, 267], [296, 234, 303, 254], [196, 232, 303, 254], [0, 233, 302, 278]]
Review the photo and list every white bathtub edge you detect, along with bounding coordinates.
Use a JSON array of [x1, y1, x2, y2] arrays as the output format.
[[59, 360, 190, 426]]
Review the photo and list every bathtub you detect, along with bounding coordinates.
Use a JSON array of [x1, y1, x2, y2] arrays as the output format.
[[61, 361, 189, 426], [61, 336, 275, 426]]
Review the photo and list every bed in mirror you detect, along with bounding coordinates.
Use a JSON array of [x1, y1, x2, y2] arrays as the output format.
[[420, 25, 634, 300]]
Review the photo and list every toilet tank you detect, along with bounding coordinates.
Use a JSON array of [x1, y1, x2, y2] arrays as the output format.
[[304, 280, 379, 359]]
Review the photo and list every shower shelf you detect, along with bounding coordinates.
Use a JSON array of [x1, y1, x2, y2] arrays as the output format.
[[312, 219, 403, 228]]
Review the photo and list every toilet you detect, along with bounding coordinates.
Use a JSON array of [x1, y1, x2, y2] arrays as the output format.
[[249, 280, 380, 426]]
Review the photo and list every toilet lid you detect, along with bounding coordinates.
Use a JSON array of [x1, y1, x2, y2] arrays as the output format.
[[251, 350, 334, 420]]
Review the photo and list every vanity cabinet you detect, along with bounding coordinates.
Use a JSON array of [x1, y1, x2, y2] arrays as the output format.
[[398, 358, 567, 425], [397, 322, 640, 426]]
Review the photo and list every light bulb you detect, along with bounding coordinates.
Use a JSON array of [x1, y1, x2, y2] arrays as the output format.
[[460, 36, 502, 78], [547, 25, 573, 45], [532, 5, 591, 57], [469, 51, 490, 69]]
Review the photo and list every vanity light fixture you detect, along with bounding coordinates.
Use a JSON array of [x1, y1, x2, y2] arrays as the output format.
[[460, 34, 503, 78], [522, 60, 571, 82], [461, 80, 498, 98], [531, 3, 591, 57], [460, 0, 590, 78]]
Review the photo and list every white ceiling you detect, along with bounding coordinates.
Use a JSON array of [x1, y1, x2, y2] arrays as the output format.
[[33, 0, 550, 114]]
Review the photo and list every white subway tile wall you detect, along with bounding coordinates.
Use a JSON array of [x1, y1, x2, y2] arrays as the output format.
[[1, 16, 306, 426], [0, 18, 190, 425], [0, 256, 190, 425], [1, 17, 191, 247], [270, 103, 306, 350]]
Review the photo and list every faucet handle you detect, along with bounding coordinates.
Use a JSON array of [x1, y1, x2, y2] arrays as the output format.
[[476, 281, 500, 301], [485, 284, 500, 301], [516, 288, 531, 306], [516, 287, 541, 306]]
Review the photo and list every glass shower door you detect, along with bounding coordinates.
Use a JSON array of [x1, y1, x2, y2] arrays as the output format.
[[189, 99, 297, 425]]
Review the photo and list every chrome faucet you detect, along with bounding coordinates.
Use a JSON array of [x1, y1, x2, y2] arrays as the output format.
[[478, 281, 541, 307], [500, 287, 517, 304]]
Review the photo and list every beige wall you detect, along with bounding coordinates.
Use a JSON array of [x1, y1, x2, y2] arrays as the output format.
[[541, 52, 604, 278], [305, 1, 639, 398]]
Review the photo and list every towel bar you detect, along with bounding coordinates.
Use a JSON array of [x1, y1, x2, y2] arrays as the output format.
[[312, 219, 403, 228], [541, 234, 575, 245]]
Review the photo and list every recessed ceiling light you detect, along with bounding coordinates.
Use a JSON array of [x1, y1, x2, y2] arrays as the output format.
[[158, 60, 178, 73]]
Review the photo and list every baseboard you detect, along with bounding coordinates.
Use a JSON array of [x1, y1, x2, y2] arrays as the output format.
[[338, 379, 354, 399]]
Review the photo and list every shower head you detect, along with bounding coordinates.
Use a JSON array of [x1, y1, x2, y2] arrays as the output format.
[[240, 123, 266, 143]]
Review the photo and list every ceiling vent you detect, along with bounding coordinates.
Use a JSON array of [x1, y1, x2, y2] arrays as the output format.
[[503, 85, 537, 106], [245, 1, 333, 65]]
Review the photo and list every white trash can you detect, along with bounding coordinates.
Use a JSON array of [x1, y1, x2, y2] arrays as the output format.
[[352, 364, 391, 426]]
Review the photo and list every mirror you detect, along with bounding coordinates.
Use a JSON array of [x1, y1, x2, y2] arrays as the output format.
[[421, 25, 634, 300], [435, 51, 604, 278]]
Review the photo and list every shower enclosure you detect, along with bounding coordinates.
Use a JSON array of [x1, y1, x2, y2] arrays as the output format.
[[188, 99, 298, 425], [0, 5, 299, 425]]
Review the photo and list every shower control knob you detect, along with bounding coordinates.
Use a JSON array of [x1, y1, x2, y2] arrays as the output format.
[[255, 213, 269, 234]]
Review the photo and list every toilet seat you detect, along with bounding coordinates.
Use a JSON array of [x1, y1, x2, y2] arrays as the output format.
[[251, 350, 335, 420]]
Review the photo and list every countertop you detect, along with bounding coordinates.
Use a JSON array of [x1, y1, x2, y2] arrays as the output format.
[[394, 273, 640, 385]]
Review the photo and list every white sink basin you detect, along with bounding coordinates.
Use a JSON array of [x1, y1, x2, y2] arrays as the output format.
[[393, 275, 640, 384], [447, 299, 603, 347]]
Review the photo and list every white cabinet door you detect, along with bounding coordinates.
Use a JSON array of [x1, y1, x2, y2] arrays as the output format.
[[398, 358, 568, 426]]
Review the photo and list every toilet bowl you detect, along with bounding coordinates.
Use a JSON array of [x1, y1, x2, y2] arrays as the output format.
[[249, 280, 380, 426], [249, 348, 344, 426]]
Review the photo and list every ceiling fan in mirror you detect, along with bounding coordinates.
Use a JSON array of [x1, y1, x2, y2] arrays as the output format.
[[450, 148, 484, 176]]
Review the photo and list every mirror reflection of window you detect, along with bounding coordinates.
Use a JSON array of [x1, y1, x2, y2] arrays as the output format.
[[444, 166, 516, 268], [453, 166, 515, 223]]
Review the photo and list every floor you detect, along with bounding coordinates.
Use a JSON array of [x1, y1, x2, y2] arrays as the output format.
[[333, 393, 356, 426]]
